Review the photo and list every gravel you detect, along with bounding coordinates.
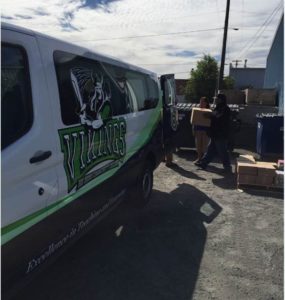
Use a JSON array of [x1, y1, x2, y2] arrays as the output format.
[[11, 149, 283, 300]]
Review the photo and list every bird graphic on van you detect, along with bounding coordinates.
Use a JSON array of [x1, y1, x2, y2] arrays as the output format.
[[70, 68, 112, 129], [57, 68, 127, 193]]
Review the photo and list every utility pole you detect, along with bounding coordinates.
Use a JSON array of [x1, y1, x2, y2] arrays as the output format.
[[217, 0, 230, 92], [232, 59, 242, 68]]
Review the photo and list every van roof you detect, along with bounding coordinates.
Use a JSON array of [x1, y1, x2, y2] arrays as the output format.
[[2, 22, 35, 35], [2, 22, 156, 77]]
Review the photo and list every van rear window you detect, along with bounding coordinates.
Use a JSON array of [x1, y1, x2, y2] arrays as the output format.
[[53, 51, 159, 126], [1, 44, 33, 150]]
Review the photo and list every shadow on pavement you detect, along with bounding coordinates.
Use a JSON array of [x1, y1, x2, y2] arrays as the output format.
[[200, 165, 224, 174], [238, 187, 284, 200], [167, 163, 206, 181], [176, 149, 236, 177], [212, 175, 237, 190], [12, 184, 222, 300], [175, 148, 196, 161]]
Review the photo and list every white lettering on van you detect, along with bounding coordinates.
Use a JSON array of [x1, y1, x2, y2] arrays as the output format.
[[87, 130, 97, 163], [63, 135, 75, 180], [104, 124, 112, 155], [113, 123, 119, 154], [119, 121, 126, 156], [59, 118, 126, 192], [25, 190, 124, 274], [79, 131, 86, 170], [98, 129, 103, 157], [26, 259, 37, 274]]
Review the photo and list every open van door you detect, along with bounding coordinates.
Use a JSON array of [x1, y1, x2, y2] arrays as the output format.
[[160, 74, 178, 153]]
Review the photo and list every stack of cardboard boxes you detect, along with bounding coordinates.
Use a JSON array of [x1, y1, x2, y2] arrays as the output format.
[[220, 90, 245, 105], [244, 88, 276, 106], [236, 155, 282, 188]]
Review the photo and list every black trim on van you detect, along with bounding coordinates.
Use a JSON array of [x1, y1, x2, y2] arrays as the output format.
[[2, 124, 163, 299]]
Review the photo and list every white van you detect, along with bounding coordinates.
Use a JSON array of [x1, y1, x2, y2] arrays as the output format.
[[1, 22, 178, 295]]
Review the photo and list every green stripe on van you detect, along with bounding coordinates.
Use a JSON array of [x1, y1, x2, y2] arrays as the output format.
[[1, 108, 162, 245], [1, 166, 119, 245]]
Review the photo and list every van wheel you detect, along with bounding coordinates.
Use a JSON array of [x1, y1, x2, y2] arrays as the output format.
[[135, 162, 153, 207]]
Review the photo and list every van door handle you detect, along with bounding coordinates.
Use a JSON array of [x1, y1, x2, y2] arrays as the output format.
[[30, 151, 52, 164]]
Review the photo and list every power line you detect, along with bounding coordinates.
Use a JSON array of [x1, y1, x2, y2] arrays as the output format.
[[173, 71, 190, 74], [69, 27, 224, 42], [121, 9, 226, 24], [140, 62, 193, 66], [237, 28, 276, 31], [238, 2, 282, 55], [158, 71, 190, 75], [229, 64, 266, 68], [239, 5, 282, 58], [237, 1, 283, 58], [231, 9, 275, 15]]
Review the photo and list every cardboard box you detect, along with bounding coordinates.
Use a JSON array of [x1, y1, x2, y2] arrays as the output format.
[[237, 162, 258, 175], [220, 89, 245, 105], [256, 175, 274, 186], [256, 161, 277, 168], [238, 174, 257, 185], [244, 89, 276, 106], [190, 108, 212, 127], [236, 154, 256, 164], [256, 162, 277, 177], [237, 161, 279, 187], [274, 170, 284, 187]]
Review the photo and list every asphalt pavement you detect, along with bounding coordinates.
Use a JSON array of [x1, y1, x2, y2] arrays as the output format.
[[11, 149, 283, 300]]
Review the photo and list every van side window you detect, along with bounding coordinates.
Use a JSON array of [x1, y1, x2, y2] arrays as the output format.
[[164, 78, 175, 106], [103, 63, 159, 111], [126, 73, 159, 111], [144, 76, 159, 110], [1, 44, 33, 150], [54, 51, 133, 126]]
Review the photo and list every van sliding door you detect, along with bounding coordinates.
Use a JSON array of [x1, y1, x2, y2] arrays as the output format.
[[1, 30, 59, 243]]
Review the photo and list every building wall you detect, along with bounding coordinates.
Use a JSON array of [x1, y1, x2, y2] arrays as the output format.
[[264, 15, 284, 115], [230, 68, 265, 89]]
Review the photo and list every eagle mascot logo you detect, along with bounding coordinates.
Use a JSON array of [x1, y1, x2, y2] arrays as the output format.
[[70, 68, 112, 129]]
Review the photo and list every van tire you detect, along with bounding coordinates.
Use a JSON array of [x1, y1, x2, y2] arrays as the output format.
[[133, 162, 153, 207]]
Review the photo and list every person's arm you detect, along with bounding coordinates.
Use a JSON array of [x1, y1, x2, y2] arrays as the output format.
[[215, 107, 230, 120]]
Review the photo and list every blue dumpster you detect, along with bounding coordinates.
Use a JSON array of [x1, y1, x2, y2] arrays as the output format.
[[256, 114, 284, 156]]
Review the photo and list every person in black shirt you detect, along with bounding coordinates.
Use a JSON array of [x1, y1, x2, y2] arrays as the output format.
[[195, 93, 232, 173]]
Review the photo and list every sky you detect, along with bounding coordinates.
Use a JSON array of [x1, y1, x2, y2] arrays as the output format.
[[2, 0, 284, 79]]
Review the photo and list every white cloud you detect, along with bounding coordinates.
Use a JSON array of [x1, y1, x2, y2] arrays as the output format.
[[1, 0, 283, 78]]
